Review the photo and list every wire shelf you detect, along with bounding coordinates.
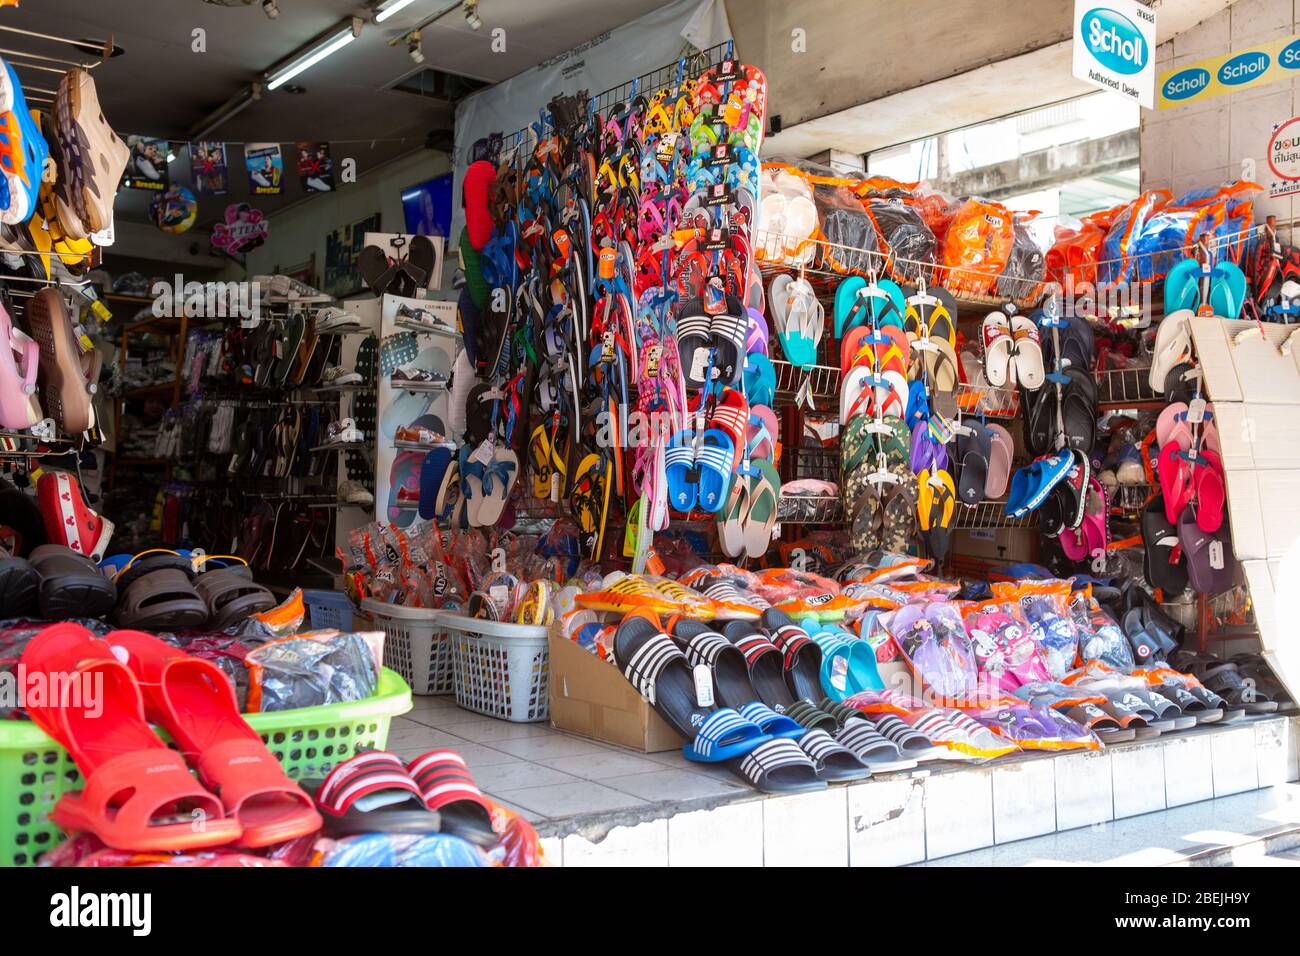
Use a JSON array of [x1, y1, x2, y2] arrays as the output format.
[[956, 383, 1019, 418], [952, 500, 1033, 531], [1107, 482, 1154, 514], [776, 494, 843, 524], [790, 445, 839, 482], [1096, 365, 1159, 407], [772, 359, 840, 406]]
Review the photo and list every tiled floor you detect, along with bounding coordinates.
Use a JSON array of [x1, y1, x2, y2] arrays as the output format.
[[393, 695, 749, 826]]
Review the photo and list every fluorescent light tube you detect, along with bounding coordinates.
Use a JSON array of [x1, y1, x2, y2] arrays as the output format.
[[374, 0, 419, 23], [266, 18, 362, 90]]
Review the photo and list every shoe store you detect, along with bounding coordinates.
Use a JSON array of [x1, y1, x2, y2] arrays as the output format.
[[0, 0, 1297, 878]]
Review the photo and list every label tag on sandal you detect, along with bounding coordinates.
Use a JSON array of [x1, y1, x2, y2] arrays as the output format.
[[692, 664, 715, 708]]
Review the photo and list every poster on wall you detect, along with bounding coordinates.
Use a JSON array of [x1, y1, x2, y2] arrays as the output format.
[[245, 142, 284, 195], [150, 186, 197, 234], [1070, 0, 1157, 109], [210, 202, 269, 263], [295, 141, 335, 193], [324, 213, 381, 297], [124, 136, 169, 190], [401, 174, 452, 238], [1269, 117, 1300, 199], [190, 141, 229, 195]]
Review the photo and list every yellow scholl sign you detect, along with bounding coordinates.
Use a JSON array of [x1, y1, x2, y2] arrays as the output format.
[[1159, 34, 1300, 108]]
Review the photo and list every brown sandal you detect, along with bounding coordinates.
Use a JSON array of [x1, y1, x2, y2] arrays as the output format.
[[116, 567, 209, 630], [28, 288, 98, 434]]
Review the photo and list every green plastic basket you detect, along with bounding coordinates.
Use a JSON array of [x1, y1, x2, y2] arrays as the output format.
[[0, 667, 412, 866]]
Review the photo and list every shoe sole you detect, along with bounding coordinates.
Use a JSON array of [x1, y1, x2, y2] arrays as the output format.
[[57, 69, 129, 235], [27, 290, 91, 433]]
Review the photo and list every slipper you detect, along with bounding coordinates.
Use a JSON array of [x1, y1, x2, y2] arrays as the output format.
[[917, 469, 956, 559], [954, 420, 993, 505], [695, 429, 735, 513], [981, 312, 1014, 387], [683, 708, 772, 762], [740, 700, 807, 739], [474, 450, 518, 526], [811, 629, 884, 700], [116, 566, 209, 630], [870, 712, 949, 761], [743, 458, 781, 559], [785, 699, 842, 734], [108, 629, 320, 846], [0, 547, 38, 616], [834, 276, 868, 339], [1005, 450, 1074, 518], [404, 749, 500, 846], [728, 737, 826, 794], [1150, 311, 1193, 393], [1191, 449, 1225, 533], [1156, 402, 1193, 451], [1060, 366, 1098, 452], [419, 446, 454, 520], [835, 719, 919, 771], [1141, 496, 1188, 594], [1209, 261, 1248, 319], [29, 544, 116, 619], [1010, 315, 1045, 390], [984, 423, 1014, 498], [673, 619, 757, 709], [313, 751, 445, 836], [664, 429, 699, 513], [1158, 442, 1194, 525], [796, 728, 873, 782], [1179, 508, 1235, 595], [616, 616, 713, 738], [743, 351, 776, 408], [724, 620, 795, 711], [192, 562, 275, 628], [20, 623, 243, 851], [762, 607, 825, 703], [922, 338, 961, 420]]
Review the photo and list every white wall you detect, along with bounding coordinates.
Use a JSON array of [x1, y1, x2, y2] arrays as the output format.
[[234, 148, 452, 288], [1140, 0, 1297, 237]]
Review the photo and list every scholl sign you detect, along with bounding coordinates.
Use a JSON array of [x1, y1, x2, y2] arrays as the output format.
[[1162, 68, 1210, 101], [1083, 7, 1149, 74], [1218, 50, 1270, 85], [1281, 37, 1300, 70]]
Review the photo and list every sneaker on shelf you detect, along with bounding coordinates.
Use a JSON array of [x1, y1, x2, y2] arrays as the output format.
[[320, 365, 363, 387], [395, 303, 457, 336], [315, 305, 363, 333], [390, 365, 448, 388], [253, 274, 323, 298], [337, 480, 374, 507], [326, 418, 363, 445], [394, 425, 453, 449]]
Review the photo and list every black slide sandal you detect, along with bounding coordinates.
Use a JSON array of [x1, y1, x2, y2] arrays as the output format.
[[0, 548, 39, 616], [29, 544, 116, 619]]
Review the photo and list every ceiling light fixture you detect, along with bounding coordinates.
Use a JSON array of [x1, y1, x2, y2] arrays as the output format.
[[407, 30, 424, 64], [265, 17, 362, 91], [373, 0, 419, 23], [261, 0, 279, 19], [188, 83, 264, 140], [463, 0, 482, 30]]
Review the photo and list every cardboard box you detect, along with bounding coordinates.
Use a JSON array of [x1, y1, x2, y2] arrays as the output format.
[[547, 631, 684, 753]]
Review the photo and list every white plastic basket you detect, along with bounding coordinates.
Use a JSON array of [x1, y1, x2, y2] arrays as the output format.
[[360, 599, 455, 696], [441, 614, 550, 722]]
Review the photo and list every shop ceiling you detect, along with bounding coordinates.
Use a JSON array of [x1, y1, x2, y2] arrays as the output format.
[[1, 0, 673, 227], [746, 0, 1244, 159]]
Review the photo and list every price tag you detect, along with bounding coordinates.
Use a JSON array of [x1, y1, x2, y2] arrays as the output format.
[[90, 300, 112, 323], [489, 584, 509, 605], [1187, 398, 1206, 424], [550, 472, 561, 502], [706, 143, 732, 167], [702, 226, 729, 252], [600, 329, 616, 364], [490, 547, 507, 573], [655, 131, 678, 163], [1208, 540, 1225, 570], [692, 664, 715, 707], [471, 438, 495, 466], [689, 346, 712, 383], [645, 345, 662, 377], [705, 182, 731, 207]]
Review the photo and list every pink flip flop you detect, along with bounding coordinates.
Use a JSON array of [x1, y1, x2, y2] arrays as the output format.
[[1156, 402, 1191, 451], [984, 423, 1014, 499], [1158, 441, 1193, 525], [1192, 449, 1226, 533]]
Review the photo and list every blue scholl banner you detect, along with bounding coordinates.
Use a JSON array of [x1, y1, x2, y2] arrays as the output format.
[[1072, 0, 1157, 109]]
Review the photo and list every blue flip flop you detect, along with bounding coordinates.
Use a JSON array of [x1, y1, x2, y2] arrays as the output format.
[[664, 429, 699, 513], [695, 429, 736, 513], [743, 351, 776, 406], [1209, 261, 1247, 319], [418, 446, 453, 520], [834, 276, 867, 338], [683, 708, 771, 763], [1163, 258, 1201, 314], [739, 701, 805, 739]]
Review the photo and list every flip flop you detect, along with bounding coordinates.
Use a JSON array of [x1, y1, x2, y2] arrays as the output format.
[[1191, 449, 1225, 533], [419, 446, 454, 520], [955, 420, 993, 505], [21, 623, 243, 851], [1209, 261, 1248, 319], [743, 459, 781, 559], [1179, 508, 1235, 595], [109, 629, 321, 846], [984, 423, 1014, 498]]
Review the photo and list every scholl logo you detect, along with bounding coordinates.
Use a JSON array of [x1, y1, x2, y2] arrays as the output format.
[[1163, 67, 1210, 100], [1280, 37, 1300, 70], [1084, 8, 1148, 74], [1218, 50, 1269, 85]]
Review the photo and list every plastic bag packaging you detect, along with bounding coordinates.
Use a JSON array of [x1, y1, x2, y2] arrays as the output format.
[[246, 631, 378, 712], [863, 198, 937, 283], [881, 601, 977, 701], [1099, 189, 1172, 284], [1070, 590, 1134, 669], [996, 580, 1080, 679], [973, 703, 1100, 751], [484, 805, 549, 867], [995, 213, 1046, 301], [756, 163, 818, 265], [233, 588, 305, 643], [940, 197, 1014, 297], [1046, 217, 1107, 289], [41, 832, 285, 867], [319, 832, 487, 867], [961, 599, 1051, 692], [912, 185, 956, 248]]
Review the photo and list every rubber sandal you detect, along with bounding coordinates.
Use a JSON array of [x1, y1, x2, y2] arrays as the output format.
[[728, 737, 826, 794], [797, 728, 872, 782], [406, 749, 498, 846], [682, 708, 772, 763], [738, 700, 806, 738], [27, 288, 96, 434], [107, 628, 321, 845], [870, 712, 948, 761], [1178, 508, 1234, 595], [742, 458, 780, 559], [1142, 496, 1187, 593], [29, 544, 115, 619], [21, 623, 242, 851], [672, 619, 757, 709], [193, 562, 275, 627], [1010, 315, 1045, 390], [724, 620, 795, 711], [761, 607, 824, 703], [695, 428, 735, 513], [985, 423, 1014, 498], [955, 421, 992, 505], [835, 719, 919, 771], [784, 699, 840, 734], [313, 751, 442, 836], [116, 567, 209, 630], [615, 615, 714, 738], [1192, 449, 1226, 533], [0, 544, 39, 616], [981, 311, 1014, 387]]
